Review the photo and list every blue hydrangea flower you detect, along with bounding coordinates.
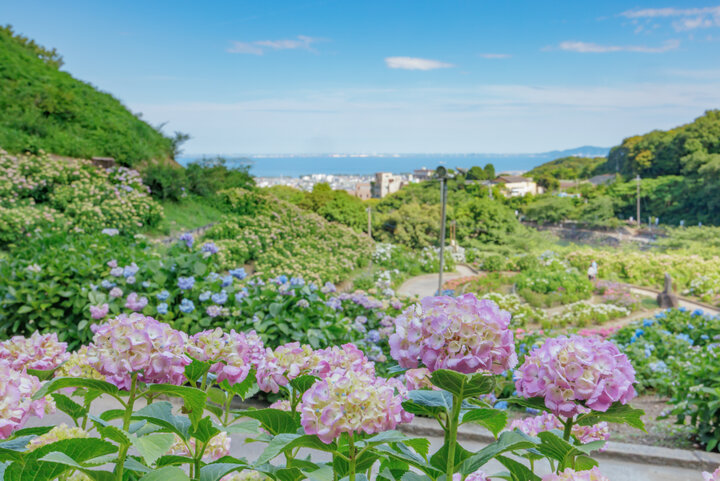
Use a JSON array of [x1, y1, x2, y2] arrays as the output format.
[[676, 333, 693, 344], [123, 263, 139, 278], [679, 306, 687, 312], [211, 290, 228, 305], [206, 272, 220, 282], [290, 277, 305, 286], [179, 233, 194, 248], [201, 242, 219, 254], [229, 268, 247, 280], [126, 276, 136, 285], [494, 401, 509, 410], [235, 289, 248, 303], [199, 291, 212, 302], [179, 298, 195, 313], [701, 334, 710, 341], [221, 275, 233, 287], [142, 281, 151, 289], [692, 309, 704, 317], [157, 303, 168, 315], [101, 280, 116, 289], [367, 329, 381, 344], [296, 299, 309, 308], [178, 276, 195, 290], [642, 318, 655, 327], [156, 290, 170, 301]]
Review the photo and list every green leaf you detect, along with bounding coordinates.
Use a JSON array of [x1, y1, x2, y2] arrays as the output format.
[[193, 262, 208, 277], [496, 455, 541, 481], [32, 377, 119, 401], [255, 434, 335, 465], [90, 416, 131, 445], [460, 408, 508, 437], [10, 427, 53, 438], [131, 402, 191, 440], [27, 368, 56, 381], [198, 463, 249, 481], [131, 433, 176, 465], [0, 437, 33, 462], [224, 420, 260, 435], [51, 393, 88, 419], [429, 441, 471, 471], [139, 466, 190, 481], [373, 445, 441, 478], [402, 390, 453, 417], [220, 372, 258, 401], [191, 417, 220, 444], [237, 409, 298, 436], [146, 384, 207, 428], [185, 359, 212, 383], [460, 431, 537, 475], [575, 402, 646, 431], [3, 438, 117, 481], [288, 375, 320, 396], [429, 370, 494, 399], [402, 438, 430, 458], [536, 432, 598, 471], [359, 431, 408, 447], [506, 397, 550, 413]]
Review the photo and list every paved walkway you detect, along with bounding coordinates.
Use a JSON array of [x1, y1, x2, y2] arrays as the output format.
[[26, 396, 708, 480], [397, 265, 476, 298]]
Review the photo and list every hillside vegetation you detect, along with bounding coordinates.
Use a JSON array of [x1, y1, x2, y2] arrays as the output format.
[[526, 156, 606, 180], [0, 25, 178, 166]]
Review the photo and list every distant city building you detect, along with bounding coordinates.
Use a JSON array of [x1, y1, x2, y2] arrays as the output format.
[[372, 172, 407, 198], [493, 175, 542, 197], [350, 182, 372, 200], [413, 167, 434, 181]]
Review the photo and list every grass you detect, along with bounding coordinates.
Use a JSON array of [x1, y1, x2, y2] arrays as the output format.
[[143, 197, 225, 238]]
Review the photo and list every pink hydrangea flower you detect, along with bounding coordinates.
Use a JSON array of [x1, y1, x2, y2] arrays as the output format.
[[256, 342, 374, 393], [221, 471, 268, 481], [54, 346, 105, 381], [514, 335, 636, 418], [404, 368, 436, 391], [90, 303, 109, 320], [542, 467, 609, 481], [388, 294, 517, 374], [168, 431, 230, 461], [187, 329, 265, 386], [109, 287, 123, 298], [269, 400, 291, 411], [452, 470, 489, 481], [86, 314, 190, 389], [508, 412, 609, 446], [0, 331, 69, 371], [0, 360, 56, 439], [300, 369, 412, 443], [704, 468, 720, 481], [124, 292, 148, 312]]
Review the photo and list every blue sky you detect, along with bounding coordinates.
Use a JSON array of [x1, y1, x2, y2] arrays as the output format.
[[2, 1, 720, 154]]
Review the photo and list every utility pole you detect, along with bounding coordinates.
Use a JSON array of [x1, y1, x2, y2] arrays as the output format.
[[437, 166, 448, 295], [366, 206, 372, 238], [636, 175, 641, 228]]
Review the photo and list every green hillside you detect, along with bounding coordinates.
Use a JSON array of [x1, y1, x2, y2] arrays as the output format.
[[599, 109, 720, 178], [0, 25, 178, 166], [526, 155, 606, 180]]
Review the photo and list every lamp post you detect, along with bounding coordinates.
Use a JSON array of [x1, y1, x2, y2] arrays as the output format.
[[437, 166, 448, 295], [636, 174, 641, 228]]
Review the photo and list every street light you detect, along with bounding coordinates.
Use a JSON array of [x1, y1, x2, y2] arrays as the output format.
[[436, 166, 449, 295]]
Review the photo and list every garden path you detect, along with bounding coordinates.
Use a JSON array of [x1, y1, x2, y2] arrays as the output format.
[[396, 265, 476, 298], [29, 396, 707, 481]]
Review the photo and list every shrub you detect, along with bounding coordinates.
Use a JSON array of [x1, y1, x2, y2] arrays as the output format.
[[482, 254, 506, 272]]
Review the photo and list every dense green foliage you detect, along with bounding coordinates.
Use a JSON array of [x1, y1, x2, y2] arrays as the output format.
[[0, 151, 162, 247], [143, 157, 255, 202], [527, 156, 606, 180], [203, 189, 373, 283], [268, 183, 367, 232], [0, 25, 176, 165]]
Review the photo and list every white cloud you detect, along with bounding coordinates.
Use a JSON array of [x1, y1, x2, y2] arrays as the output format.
[[385, 57, 454, 70], [227, 35, 321, 55], [557, 39, 680, 53], [621, 6, 720, 31], [478, 53, 511, 59]]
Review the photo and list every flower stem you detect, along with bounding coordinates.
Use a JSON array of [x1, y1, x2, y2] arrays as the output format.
[[563, 418, 573, 442], [445, 393, 462, 481], [348, 432, 357, 481], [116, 373, 138, 481]]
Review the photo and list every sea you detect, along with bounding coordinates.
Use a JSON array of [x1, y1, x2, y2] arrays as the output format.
[[177, 147, 610, 178]]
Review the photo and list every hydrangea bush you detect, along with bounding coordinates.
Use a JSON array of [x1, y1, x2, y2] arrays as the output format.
[[0, 293, 645, 481]]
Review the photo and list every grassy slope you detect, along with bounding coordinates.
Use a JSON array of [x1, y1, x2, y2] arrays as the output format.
[[0, 26, 174, 166], [143, 197, 225, 238]]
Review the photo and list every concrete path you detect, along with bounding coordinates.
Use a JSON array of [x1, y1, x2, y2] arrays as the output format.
[[397, 265, 476, 298], [25, 396, 712, 481]]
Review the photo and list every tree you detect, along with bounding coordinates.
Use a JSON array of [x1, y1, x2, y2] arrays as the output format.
[[536, 175, 560, 192], [484, 163, 496, 180], [522, 197, 577, 225], [467, 166, 486, 180]]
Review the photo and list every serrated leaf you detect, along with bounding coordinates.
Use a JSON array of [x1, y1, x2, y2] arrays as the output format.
[[0, 436, 33, 462], [90, 416, 131, 445], [191, 417, 220, 444], [237, 409, 298, 436], [198, 463, 249, 481], [506, 397, 550, 413], [460, 431, 537, 475], [146, 385, 207, 428], [132, 402, 192, 440], [460, 408, 508, 437], [288, 375, 320, 396], [373, 445, 440, 478], [575, 402, 646, 431], [496, 455, 541, 481], [139, 466, 190, 481], [429, 370, 494, 399], [32, 378, 119, 401], [255, 434, 335, 465], [402, 390, 453, 417], [429, 441, 472, 471], [131, 433, 175, 465], [185, 359, 213, 384], [51, 393, 88, 419]]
